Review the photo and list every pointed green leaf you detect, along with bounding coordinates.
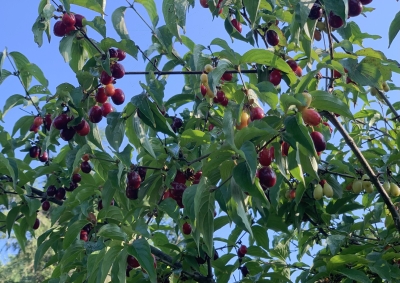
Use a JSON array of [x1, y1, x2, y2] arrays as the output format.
[[63, 219, 90, 249], [135, 0, 159, 28], [127, 239, 157, 283], [310, 90, 353, 118], [98, 223, 127, 241], [389, 11, 400, 48], [112, 6, 130, 40]]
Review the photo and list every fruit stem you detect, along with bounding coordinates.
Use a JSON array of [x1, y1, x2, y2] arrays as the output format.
[[127, 0, 155, 33], [322, 111, 400, 232], [374, 89, 400, 122], [186, 153, 211, 166]]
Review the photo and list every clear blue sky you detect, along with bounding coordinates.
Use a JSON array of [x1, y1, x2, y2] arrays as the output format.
[[1, 0, 399, 281]]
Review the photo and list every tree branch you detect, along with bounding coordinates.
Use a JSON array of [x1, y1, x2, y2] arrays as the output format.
[[125, 70, 258, 76], [322, 111, 400, 232]]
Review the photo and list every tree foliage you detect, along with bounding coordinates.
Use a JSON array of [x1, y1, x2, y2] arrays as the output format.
[[1, 0, 400, 283]]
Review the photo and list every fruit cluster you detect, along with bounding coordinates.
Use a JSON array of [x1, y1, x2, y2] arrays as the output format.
[[269, 59, 302, 88], [309, 0, 373, 30], [236, 106, 264, 130], [53, 12, 85, 37], [200, 64, 233, 104], [126, 170, 141, 200], [313, 179, 333, 200]]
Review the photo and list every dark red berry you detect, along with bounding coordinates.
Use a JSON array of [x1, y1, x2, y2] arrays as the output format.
[[328, 11, 344, 29], [95, 88, 108, 103], [257, 166, 277, 188], [80, 230, 88, 242], [29, 146, 41, 158], [33, 218, 40, 230], [250, 107, 265, 121], [174, 171, 186, 184], [220, 97, 229, 107], [72, 173, 82, 183], [127, 171, 141, 189], [117, 49, 127, 61], [55, 187, 66, 200], [74, 14, 85, 28], [182, 222, 192, 235], [348, 0, 363, 17], [53, 114, 70, 130], [53, 21, 67, 37], [100, 71, 114, 85], [89, 106, 103, 123], [281, 142, 290, 156], [42, 201, 50, 211], [101, 102, 114, 117], [111, 89, 125, 105], [222, 72, 233, 81], [266, 30, 279, 46], [310, 131, 326, 152], [126, 187, 139, 200], [44, 114, 52, 131], [269, 69, 282, 86], [47, 185, 57, 197], [286, 60, 298, 72], [75, 120, 90, 136], [138, 167, 147, 181], [109, 48, 118, 59], [39, 151, 48, 162], [111, 63, 125, 79], [62, 13, 76, 27], [127, 255, 140, 268], [81, 161, 92, 174], [239, 245, 248, 255], [60, 127, 76, 141], [308, 4, 323, 20], [33, 116, 43, 127], [173, 118, 183, 129]]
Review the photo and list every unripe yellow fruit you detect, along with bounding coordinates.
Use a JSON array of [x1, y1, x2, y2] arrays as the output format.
[[314, 184, 323, 200], [361, 174, 374, 193], [382, 81, 390, 92], [383, 181, 391, 194], [298, 92, 312, 112], [352, 180, 363, 194], [323, 183, 333, 198], [206, 87, 214, 98], [390, 183, 400, 197], [204, 64, 214, 73], [200, 73, 208, 84], [371, 87, 379, 96]]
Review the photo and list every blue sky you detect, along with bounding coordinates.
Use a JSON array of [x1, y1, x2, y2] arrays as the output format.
[[1, 0, 400, 281]]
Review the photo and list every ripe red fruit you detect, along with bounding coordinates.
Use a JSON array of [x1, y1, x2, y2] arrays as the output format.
[[138, 167, 147, 181], [53, 21, 67, 37], [174, 171, 187, 184], [182, 222, 192, 235], [310, 131, 326, 152], [200, 0, 209, 8], [109, 48, 118, 59], [53, 114, 70, 130], [308, 4, 323, 20], [314, 29, 322, 41], [239, 245, 248, 255], [302, 108, 321, 126], [250, 107, 265, 121], [100, 71, 114, 85], [82, 154, 90, 161], [105, 84, 115, 96], [200, 85, 207, 96], [208, 124, 214, 131], [333, 70, 342, 79], [29, 146, 40, 158], [241, 266, 249, 277], [258, 166, 277, 188], [30, 124, 39, 133], [47, 185, 57, 197], [214, 250, 219, 260], [289, 190, 296, 199], [222, 72, 233, 81], [127, 171, 141, 189], [173, 118, 183, 129], [72, 173, 82, 183], [81, 161, 92, 174], [75, 120, 90, 136], [281, 142, 290, 156], [193, 170, 202, 180], [319, 179, 327, 186], [117, 49, 126, 61], [39, 151, 48, 162], [360, 0, 372, 4], [44, 114, 52, 131], [163, 190, 173, 200], [286, 60, 298, 72], [170, 182, 187, 208], [74, 14, 85, 28], [95, 88, 108, 103], [259, 147, 274, 166], [62, 13, 76, 27], [111, 62, 125, 79], [33, 218, 40, 230], [266, 30, 279, 46], [295, 66, 303, 77], [65, 25, 76, 35], [216, 90, 225, 103], [328, 11, 344, 29], [127, 255, 140, 268], [220, 97, 229, 107], [126, 187, 139, 200], [42, 201, 50, 211], [80, 230, 88, 242], [348, 0, 363, 17], [55, 187, 66, 200], [111, 89, 125, 105], [101, 102, 114, 117], [269, 69, 282, 86], [33, 116, 43, 127], [89, 106, 103, 123], [231, 19, 242, 33], [60, 128, 76, 141]]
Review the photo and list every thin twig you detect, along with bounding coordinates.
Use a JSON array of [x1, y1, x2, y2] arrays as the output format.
[[125, 70, 258, 75], [136, 45, 161, 73], [187, 153, 211, 166]]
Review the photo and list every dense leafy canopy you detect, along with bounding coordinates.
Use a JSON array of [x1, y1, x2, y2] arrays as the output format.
[[1, 0, 400, 283]]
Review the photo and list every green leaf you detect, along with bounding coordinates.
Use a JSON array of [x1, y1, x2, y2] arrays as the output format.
[[127, 239, 157, 283], [20, 63, 48, 88], [9, 52, 32, 89], [59, 34, 75, 62], [135, 0, 159, 28], [224, 17, 248, 43], [98, 223, 127, 241], [105, 112, 125, 151], [327, 255, 369, 270], [0, 153, 18, 189], [131, 94, 155, 126], [6, 206, 20, 237], [310, 90, 353, 119], [132, 115, 156, 159], [34, 234, 59, 271], [243, 0, 260, 29], [0, 49, 6, 77], [389, 11, 400, 48], [2, 94, 26, 119], [240, 49, 297, 85], [23, 196, 41, 217], [162, 0, 181, 43], [284, 115, 316, 156], [85, 16, 106, 38], [194, 178, 215, 258], [326, 235, 346, 255], [100, 246, 123, 283], [112, 6, 130, 40], [0, 69, 12, 86], [63, 219, 90, 249], [180, 129, 211, 147], [70, 0, 104, 14], [165, 93, 194, 110], [336, 269, 372, 283], [229, 177, 253, 237], [240, 141, 257, 182], [252, 225, 269, 250]]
